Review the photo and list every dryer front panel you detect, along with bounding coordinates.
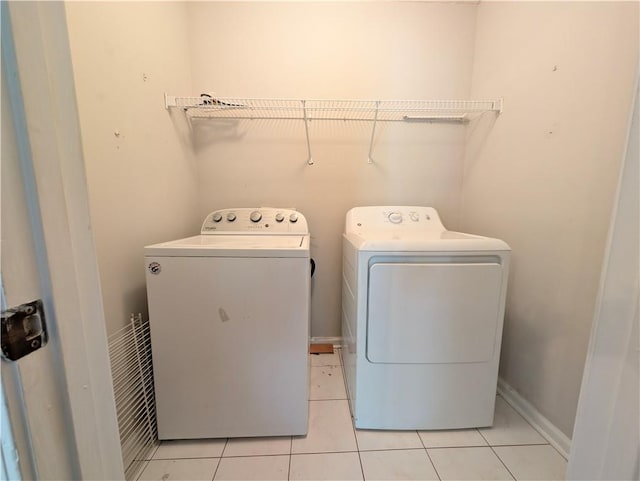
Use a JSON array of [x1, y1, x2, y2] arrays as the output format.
[[366, 261, 503, 364]]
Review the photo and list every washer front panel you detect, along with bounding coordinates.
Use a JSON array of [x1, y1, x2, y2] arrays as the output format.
[[146, 255, 310, 439]]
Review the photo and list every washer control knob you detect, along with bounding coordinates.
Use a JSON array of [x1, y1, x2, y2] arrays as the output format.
[[409, 212, 419, 222], [212, 213, 223, 223], [226, 213, 237, 222], [289, 213, 298, 223], [388, 212, 403, 224], [275, 213, 285, 223], [250, 211, 262, 223]]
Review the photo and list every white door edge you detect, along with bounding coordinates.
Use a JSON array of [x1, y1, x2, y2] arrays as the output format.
[[5, 2, 124, 479], [567, 62, 640, 479]]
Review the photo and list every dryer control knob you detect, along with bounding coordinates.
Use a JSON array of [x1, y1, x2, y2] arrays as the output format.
[[212, 213, 223, 223], [250, 211, 262, 223], [388, 212, 403, 224], [226, 213, 237, 222], [289, 213, 298, 223], [275, 213, 285, 223]]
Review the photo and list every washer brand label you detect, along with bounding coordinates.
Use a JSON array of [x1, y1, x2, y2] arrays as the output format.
[[148, 262, 161, 275]]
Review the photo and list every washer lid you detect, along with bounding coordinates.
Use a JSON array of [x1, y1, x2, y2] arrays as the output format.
[[144, 234, 310, 257]]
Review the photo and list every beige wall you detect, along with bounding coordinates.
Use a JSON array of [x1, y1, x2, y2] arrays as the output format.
[[462, 1, 639, 436], [65, 2, 201, 333], [63, 1, 639, 438], [186, 1, 478, 337]]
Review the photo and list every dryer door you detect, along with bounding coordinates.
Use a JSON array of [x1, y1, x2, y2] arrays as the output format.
[[366, 261, 503, 364]]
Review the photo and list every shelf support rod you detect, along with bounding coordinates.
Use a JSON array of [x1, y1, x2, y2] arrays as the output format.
[[302, 100, 313, 165], [367, 101, 380, 164]]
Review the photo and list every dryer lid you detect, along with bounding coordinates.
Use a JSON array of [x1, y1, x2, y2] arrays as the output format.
[[345, 231, 510, 252], [343, 206, 510, 252]]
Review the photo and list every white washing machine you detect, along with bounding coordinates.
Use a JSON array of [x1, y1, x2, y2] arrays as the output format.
[[145, 207, 310, 439], [342, 206, 510, 430]]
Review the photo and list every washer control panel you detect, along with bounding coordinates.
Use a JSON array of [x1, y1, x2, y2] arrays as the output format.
[[345, 206, 445, 234], [201, 208, 308, 234]]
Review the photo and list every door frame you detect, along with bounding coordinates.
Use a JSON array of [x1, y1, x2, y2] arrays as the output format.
[[567, 66, 639, 478], [3, 2, 123, 478]]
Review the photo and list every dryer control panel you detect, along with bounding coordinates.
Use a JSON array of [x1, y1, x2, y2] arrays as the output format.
[[345, 206, 446, 235], [201, 207, 308, 234]]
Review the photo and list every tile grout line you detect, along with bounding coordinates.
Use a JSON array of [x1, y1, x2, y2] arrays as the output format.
[[353, 432, 366, 481], [308, 398, 349, 402], [207, 452, 295, 460], [496, 391, 567, 459], [149, 442, 160, 460], [349, 392, 366, 480], [287, 434, 293, 481], [358, 446, 453, 453], [292, 449, 360, 456], [495, 393, 561, 457], [421, 443, 501, 450], [135, 442, 162, 481], [309, 398, 348, 402], [477, 425, 491, 446], [488, 444, 518, 481], [336, 348, 366, 481], [477, 441, 550, 448], [477, 415, 517, 481], [135, 459, 150, 481], [210, 457, 221, 481], [210, 438, 228, 481], [417, 429, 442, 481]]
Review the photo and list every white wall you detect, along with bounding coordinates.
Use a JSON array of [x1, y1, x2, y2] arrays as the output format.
[[186, 1, 478, 337], [65, 2, 201, 333], [463, 1, 639, 437]]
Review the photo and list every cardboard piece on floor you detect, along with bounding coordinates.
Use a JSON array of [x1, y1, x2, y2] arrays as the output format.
[[309, 344, 334, 354]]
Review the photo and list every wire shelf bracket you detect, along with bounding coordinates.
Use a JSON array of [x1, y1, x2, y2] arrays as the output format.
[[302, 100, 313, 166], [368, 101, 380, 164]]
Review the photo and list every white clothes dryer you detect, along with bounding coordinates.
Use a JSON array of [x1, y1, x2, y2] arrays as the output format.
[[145, 208, 310, 439], [342, 206, 510, 430]]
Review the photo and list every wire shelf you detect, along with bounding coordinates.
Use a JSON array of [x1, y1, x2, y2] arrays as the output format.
[[165, 95, 502, 122], [165, 94, 502, 165], [108, 317, 158, 481]]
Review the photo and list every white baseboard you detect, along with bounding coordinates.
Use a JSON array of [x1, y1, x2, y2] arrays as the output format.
[[310, 336, 342, 347], [497, 378, 571, 459]]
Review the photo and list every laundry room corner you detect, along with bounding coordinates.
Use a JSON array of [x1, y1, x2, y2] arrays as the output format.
[[460, 1, 639, 441]]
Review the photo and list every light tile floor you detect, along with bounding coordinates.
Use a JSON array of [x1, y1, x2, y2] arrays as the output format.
[[138, 350, 567, 480]]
